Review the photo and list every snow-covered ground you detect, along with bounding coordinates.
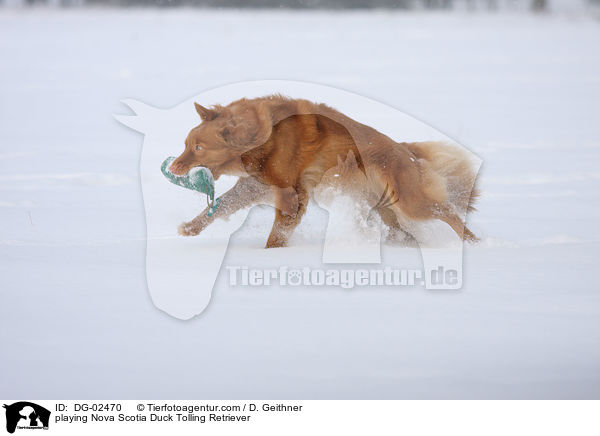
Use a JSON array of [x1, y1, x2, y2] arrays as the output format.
[[1, 9, 599, 398]]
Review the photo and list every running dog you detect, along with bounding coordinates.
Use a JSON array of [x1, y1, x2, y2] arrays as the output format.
[[169, 95, 479, 248]]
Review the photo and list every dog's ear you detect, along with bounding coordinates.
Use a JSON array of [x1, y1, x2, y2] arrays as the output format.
[[219, 122, 251, 149], [248, 101, 276, 148], [218, 102, 275, 150], [194, 102, 218, 122]]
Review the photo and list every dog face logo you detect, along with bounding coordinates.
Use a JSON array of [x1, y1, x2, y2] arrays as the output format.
[[114, 81, 481, 320], [3, 402, 50, 433]]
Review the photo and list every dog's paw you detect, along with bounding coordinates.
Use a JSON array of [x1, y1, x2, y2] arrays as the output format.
[[178, 222, 201, 237], [465, 234, 481, 244], [265, 234, 288, 248], [463, 228, 480, 244]]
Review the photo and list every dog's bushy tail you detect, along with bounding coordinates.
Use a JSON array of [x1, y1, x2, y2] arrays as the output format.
[[407, 141, 480, 214]]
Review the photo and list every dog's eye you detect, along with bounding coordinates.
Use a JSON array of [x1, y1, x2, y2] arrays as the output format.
[[195, 145, 203, 151]]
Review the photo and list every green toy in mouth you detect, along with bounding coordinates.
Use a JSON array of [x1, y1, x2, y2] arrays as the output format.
[[161, 156, 221, 216]]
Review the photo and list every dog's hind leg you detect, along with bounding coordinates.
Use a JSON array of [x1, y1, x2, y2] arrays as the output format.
[[435, 203, 479, 243], [375, 207, 419, 245], [179, 176, 272, 236]]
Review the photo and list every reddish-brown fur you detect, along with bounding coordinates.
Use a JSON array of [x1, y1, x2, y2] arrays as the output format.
[[170, 95, 479, 248]]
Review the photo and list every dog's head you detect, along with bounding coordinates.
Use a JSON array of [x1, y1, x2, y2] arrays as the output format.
[[169, 101, 272, 177]]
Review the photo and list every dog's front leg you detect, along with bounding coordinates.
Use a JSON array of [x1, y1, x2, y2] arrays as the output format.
[[178, 176, 271, 236], [266, 185, 308, 248]]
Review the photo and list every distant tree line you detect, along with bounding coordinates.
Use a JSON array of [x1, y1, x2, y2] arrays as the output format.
[[17, 0, 549, 10]]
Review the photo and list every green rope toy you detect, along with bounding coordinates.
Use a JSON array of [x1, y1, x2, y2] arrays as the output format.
[[161, 156, 221, 216]]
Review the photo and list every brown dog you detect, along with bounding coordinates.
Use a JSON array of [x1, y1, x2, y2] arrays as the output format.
[[170, 95, 479, 248]]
